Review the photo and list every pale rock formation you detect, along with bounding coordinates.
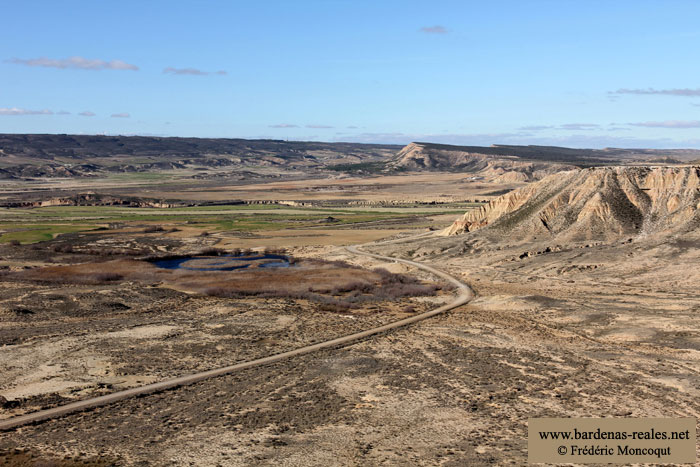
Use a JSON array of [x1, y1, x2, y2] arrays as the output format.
[[441, 166, 700, 242]]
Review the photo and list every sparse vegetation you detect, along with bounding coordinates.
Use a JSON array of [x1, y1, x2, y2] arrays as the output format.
[[200, 261, 439, 311]]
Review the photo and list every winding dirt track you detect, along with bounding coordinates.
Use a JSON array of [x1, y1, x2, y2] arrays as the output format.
[[0, 243, 472, 432]]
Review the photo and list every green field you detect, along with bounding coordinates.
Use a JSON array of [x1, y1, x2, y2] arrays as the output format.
[[0, 203, 480, 244]]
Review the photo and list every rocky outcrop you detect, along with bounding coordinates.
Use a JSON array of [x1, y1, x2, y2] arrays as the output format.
[[3, 193, 178, 209], [441, 166, 700, 242]]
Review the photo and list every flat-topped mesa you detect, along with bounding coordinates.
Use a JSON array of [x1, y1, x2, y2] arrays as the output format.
[[389, 142, 577, 181], [392, 142, 491, 170], [440, 166, 700, 242]]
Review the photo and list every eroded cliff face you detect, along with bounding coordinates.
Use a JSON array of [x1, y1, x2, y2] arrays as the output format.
[[441, 166, 700, 242]]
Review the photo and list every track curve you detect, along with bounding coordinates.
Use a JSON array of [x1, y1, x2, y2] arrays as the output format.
[[0, 242, 472, 432]]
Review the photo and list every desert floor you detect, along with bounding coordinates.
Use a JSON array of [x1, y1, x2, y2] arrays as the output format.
[[0, 173, 698, 465]]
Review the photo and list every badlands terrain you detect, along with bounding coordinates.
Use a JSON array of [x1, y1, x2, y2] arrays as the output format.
[[0, 135, 698, 465]]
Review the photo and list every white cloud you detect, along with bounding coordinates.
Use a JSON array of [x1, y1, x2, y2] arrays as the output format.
[[333, 131, 700, 149], [269, 123, 299, 128], [7, 56, 138, 71], [629, 120, 700, 129], [111, 112, 130, 118], [306, 124, 334, 129], [420, 25, 448, 34], [558, 123, 600, 130], [79, 111, 96, 117], [0, 107, 53, 115], [518, 125, 554, 131], [612, 87, 700, 97]]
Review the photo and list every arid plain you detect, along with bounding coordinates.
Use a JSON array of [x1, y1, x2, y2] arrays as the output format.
[[0, 135, 699, 465]]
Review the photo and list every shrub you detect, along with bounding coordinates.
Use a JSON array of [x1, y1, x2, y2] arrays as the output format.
[[52, 244, 74, 253], [331, 281, 374, 294], [196, 247, 225, 256], [9, 240, 20, 246], [264, 247, 287, 255], [143, 225, 165, 233], [92, 272, 123, 282]]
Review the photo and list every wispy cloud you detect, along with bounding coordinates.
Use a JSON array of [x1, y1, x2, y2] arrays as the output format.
[[612, 87, 700, 97], [0, 107, 53, 116], [6, 56, 138, 71], [518, 125, 554, 131], [269, 123, 298, 128], [607, 127, 631, 132], [79, 111, 96, 117], [335, 132, 524, 145], [346, 125, 358, 129], [629, 120, 700, 128], [420, 25, 448, 34], [333, 132, 700, 149], [558, 123, 600, 130], [305, 124, 333, 129], [57, 110, 71, 115], [163, 67, 227, 76], [111, 112, 130, 118]]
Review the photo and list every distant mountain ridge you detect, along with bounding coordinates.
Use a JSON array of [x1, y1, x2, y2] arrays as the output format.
[[391, 142, 700, 169], [0, 134, 400, 179], [2, 135, 699, 181]]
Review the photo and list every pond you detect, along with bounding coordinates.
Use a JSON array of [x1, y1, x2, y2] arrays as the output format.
[[152, 254, 292, 271]]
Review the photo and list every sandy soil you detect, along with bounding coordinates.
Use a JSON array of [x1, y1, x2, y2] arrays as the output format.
[[1, 173, 698, 465]]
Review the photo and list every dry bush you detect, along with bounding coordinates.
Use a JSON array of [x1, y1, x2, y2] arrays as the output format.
[[263, 247, 287, 255], [9, 259, 152, 285], [52, 244, 74, 253], [197, 261, 439, 312], [11, 252, 441, 313], [195, 247, 226, 256], [9, 240, 20, 246], [91, 272, 123, 282], [81, 247, 148, 257], [143, 225, 165, 233]]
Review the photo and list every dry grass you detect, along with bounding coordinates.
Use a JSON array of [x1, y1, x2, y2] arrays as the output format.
[[10, 256, 440, 311]]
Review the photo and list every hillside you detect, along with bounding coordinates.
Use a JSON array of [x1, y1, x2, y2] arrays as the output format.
[[0, 134, 400, 179], [441, 166, 700, 242]]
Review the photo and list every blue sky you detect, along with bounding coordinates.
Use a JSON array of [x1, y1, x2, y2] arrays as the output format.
[[2, 0, 700, 148]]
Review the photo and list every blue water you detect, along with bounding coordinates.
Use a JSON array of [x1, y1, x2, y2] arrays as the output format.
[[153, 254, 291, 271]]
